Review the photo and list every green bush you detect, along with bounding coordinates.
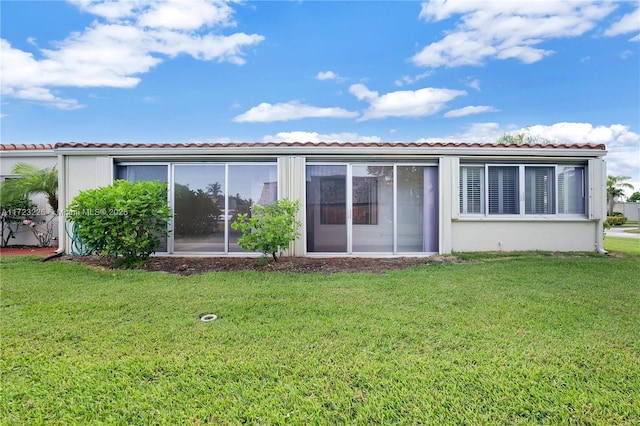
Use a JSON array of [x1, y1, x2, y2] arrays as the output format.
[[231, 199, 301, 262], [606, 216, 628, 226], [67, 180, 172, 267]]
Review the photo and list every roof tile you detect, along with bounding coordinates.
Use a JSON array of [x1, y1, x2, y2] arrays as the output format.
[[1, 141, 607, 151]]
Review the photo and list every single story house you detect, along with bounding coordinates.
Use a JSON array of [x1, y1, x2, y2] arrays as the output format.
[[1, 141, 608, 256]]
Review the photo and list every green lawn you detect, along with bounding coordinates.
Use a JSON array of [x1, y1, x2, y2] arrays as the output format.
[[605, 235, 640, 255], [1, 250, 639, 425]]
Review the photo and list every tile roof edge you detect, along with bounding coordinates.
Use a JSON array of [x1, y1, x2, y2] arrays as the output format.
[[48, 141, 607, 150], [0, 143, 55, 151]]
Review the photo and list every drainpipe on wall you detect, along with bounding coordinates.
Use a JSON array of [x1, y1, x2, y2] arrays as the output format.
[[596, 158, 607, 255], [596, 219, 607, 255], [54, 152, 66, 255]]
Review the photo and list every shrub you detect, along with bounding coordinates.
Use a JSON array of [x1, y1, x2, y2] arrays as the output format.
[[606, 216, 628, 226], [67, 180, 171, 267], [231, 199, 301, 262]]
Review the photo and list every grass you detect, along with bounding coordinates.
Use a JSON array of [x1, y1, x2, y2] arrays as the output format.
[[605, 235, 640, 255], [1, 249, 639, 425]]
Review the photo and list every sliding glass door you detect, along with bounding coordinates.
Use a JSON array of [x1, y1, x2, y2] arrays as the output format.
[[306, 164, 438, 254], [306, 165, 347, 252], [352, 165, 393, 252], [174, 165, 225, 252], [397, 166, 439, 252]]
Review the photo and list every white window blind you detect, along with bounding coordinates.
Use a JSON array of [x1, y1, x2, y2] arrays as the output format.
[[460, 167, 484, 214], [488, 166, 519, 214], [558, 166, 585, 214], [525, 167, 555, 214], [460, 163, 587, 217]]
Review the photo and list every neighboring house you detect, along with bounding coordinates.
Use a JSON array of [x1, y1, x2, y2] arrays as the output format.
[[613, 202, 640, 221], [0, 141, 607, 255], [0, 144, 58, 246]]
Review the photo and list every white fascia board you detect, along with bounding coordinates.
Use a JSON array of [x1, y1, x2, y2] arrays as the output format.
[[0, 150, 56, 158]]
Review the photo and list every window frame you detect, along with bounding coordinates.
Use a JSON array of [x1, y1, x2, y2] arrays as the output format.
[[113, 161, 278, 254], [459, 163, 588, 218]]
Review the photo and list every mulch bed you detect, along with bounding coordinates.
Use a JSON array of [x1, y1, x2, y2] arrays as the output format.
[[60, 254, 458, 275], [1, 244, 459, 275]]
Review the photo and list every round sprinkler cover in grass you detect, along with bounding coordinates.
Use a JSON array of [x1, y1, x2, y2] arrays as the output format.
[[200, 314, 218, 322]]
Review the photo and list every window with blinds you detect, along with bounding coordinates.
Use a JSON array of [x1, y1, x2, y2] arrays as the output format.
[[459, 167, 485, 214], [488, 166, 519, 214], [460, 163, 587, 217], [558, 166, 585, 214], [525, 167, 555, 214]]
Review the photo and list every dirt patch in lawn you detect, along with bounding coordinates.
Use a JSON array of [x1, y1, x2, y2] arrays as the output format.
[[60, 254, 458, 275]]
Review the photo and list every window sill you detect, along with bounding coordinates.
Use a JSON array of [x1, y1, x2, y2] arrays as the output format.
[[455, 215, 592, 222]]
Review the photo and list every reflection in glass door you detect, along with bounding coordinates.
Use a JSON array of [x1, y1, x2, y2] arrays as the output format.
[[397, 166, 438, 252], [227, 165, 278, 252], [173, 165, 225, 252], [306, 165, 347, 252], [352, 165, 393, 252]]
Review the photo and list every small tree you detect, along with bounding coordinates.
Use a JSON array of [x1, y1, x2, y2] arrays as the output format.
[[231, 199, 301, 262], [627, 191, 640, 203], [1, 163, 58, 213], [67, 180, 172, 267], [496, 128, 554, 146]]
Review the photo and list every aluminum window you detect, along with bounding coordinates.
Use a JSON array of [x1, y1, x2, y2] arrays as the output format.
[[460, 164, 587, 217]]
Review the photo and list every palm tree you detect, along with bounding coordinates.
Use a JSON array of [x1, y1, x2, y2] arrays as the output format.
[[606, 175, 634, 216], [0, 163, 58, 213]]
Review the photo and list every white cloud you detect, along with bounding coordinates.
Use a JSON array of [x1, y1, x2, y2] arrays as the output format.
[[316, 71, 337, 81], [137, 0, 235, 30], [232, 101, 359, 123], [70, 0, 138, 20], [604, 7, 640, 39], [419, 121, 639, 181], [467, 78, 481, 91], [349, 83, 466, 121], [1, 0, 264, 109], [263, 131, 381, 143], [444, 105, 498, 118], [394, 70, 432, 87], [2, 84, 83, 110], [526, 122, 640, 180], [417, 122, 507, 144], [412, 1, 616, 68], [620, 49, 634, 59]]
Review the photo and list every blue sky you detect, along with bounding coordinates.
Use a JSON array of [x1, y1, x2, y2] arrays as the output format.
[[1, 0, 639, 187]]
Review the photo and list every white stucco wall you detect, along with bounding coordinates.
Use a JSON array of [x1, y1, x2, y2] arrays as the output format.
[[64, 156, 113, 202], [61, 156, 113, 253], [451, 220, 599, 252], [614, 202, 640, 221]]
